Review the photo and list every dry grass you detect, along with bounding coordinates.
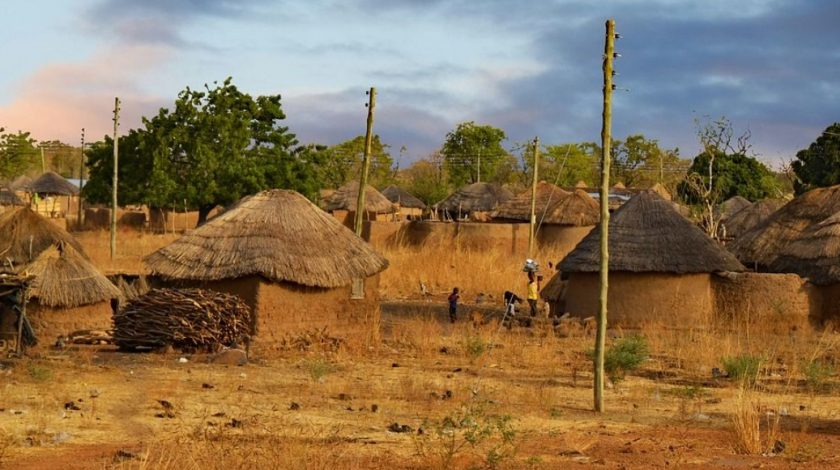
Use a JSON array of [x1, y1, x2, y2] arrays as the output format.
[[74, 229, 180, 274]]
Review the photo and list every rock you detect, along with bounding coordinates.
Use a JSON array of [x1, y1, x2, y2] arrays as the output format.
[[177, 357, 189, 363], [391, 362, 400, 368], [202, 383, 215, 389], [289, 402, 300, 410], [371, 404, 379, 413], [212, 349, 247, 366], [691, 413, 711, 422], [387, 422, 413, 433], [799, 405, 807, 411], [64, 401, 81, 411]]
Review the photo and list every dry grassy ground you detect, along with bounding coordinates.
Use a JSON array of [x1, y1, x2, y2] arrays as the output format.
[[4, 229, 839, 468]]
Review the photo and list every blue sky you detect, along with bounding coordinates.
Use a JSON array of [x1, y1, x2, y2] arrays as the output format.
[[0, 0, 837, 165]]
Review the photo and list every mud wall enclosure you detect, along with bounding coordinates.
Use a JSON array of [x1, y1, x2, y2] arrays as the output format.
[[27, 302, 114, 344], [712, 272, 817, 331]]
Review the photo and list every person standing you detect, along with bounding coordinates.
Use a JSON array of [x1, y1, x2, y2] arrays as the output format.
[[447, 287, 460, 323], [527, 272, 540, 317]]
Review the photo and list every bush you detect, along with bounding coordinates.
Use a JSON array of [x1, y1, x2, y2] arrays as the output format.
[[722, 355, 762, 384], [590, 335, 649, 385], [802, 359, 833, 393], [463, 335, 488, 363], [303, 357, 337, 382]]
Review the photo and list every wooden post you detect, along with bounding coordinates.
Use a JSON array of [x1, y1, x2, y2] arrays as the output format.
[[354, 87, 376, 237], [594, 18, 616, 413], [39, 146, 45, 173], [528, 136, 540, 257], [110, 97, 120, 260], [78, 128, 85, 228]]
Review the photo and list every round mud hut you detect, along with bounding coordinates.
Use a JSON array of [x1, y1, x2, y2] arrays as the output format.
[[145, 189, 389, 344], [28, 171, 79, 219], [536, 189, 599, 254], [720, 199, 783, 240], [381, 186, 426, 220], [730, 185, 840, 269], [0, 207, 84, 272], [324, 181, 395, 226], [492, 181, 569, 222], [555, 190, 745, 327], [23, 242, 121, 344], [436, 182, 513, 221]]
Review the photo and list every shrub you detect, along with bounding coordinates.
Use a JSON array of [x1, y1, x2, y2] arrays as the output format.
[[26, 363, 53, 382], [303, 357, 336, 382], [463, 335, 488, 363], [802, 358, 833, 393], [589, 335, 649, 385], [722, 355, 762, 384]]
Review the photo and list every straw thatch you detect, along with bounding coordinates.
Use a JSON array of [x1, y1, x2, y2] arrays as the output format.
[[730, 185, 840, 267], [8, 175, 32, 191], [771, 212, 840, 285], [721, 199, 783, 239], [613, 182, 626, 190], [0, 207, 85, 272], [574, 180, 588, 188], [25, 243, 121, 308], [493, 181, 569, 221], [28, 171, 79, 196], [560, 191, 745, 273], [719, 195, 751, 219], [542, 189, 599, 226], [145, 189, 389, 288], [381, 186, 426, 209], [0, 189, 24, 206], [539, 271, 565, 302], [323, 181, 395, 213], [649, 182, 672, 201], [437, 182, 514, 214]]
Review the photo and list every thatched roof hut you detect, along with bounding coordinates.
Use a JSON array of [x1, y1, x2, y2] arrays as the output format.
[[649, 182, 672, 201], [0, 189, 24, 206], [730, 185, 840, 267], [28, 171, 79, 196], [25, 243, 120, 308], [0, 207, 85, 272], [381, 186, 426, 209], [770, 212, 840, 285], [561, 191, 744, 273], [493, 181, 569, 221], [721, 199, 783, 239], [719, 195, 751, 219], [542, 189, 599, 226], [437, 182, 513, 215], [146, 189, 390, 341], [324, 181, 394, 214], [8, 175, 32, 191], [574, 180, 588, 188], [147, 189, 388, 288]]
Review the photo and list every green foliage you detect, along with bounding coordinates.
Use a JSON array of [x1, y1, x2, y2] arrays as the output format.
[[320, 135, 393, 189], [722, 355, 762, 384], [442, 121, 508, 187], [303, 357, 337, 382], [802, 358, 833, 393], [540, 143, 599, 187], [611, 135, 687, 189], [26, 363, 53, 382], [679, 151, 779, 203], [791, 123, 840, 194], [462, 335, 488, 363], [399, 155, 450, 205], [590, 335, 649, 385], [84, 77, 322, 222], [0, 128, 39, 180]]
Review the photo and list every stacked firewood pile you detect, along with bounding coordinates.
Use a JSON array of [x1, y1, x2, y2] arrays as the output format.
[[113, 288, 252, 352]]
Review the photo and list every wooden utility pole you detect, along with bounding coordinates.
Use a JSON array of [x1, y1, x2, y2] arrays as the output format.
[[594, 18, 616, 413], [354, 87, 376, 237], [111, 97, 120, 260], [78, 128, 85, 228], [528, 136, 540, 257], [39, 146, 45, 173]]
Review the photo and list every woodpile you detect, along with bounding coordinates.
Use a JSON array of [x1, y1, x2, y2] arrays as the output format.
[[113, 288, 252, 352]]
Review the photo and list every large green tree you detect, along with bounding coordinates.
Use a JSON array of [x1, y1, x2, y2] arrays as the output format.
[[680, 151, 778, 203], [84, 78, 322, 223], [320, 135, 393, 189], [611, 134, 685, 188], [441, 121, 508, 187], [398, 153, 450, 205], [0, 128, 39, 180], [791, 123, 840, 194], [536, 143, 599, 187]]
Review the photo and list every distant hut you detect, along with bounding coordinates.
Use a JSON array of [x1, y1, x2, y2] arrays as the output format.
[[574, 180, 588, 189], [720, 199, 783, 240], [437, 182, 513, 221], [0, 189, 25, 213], [730, 185, 840, 269], [613, 182, 626, 190], [0, 207, 85, 272], [719, 196, 751, 220], [649, 182, 672, 201], [324, 181, 395, 226], [8, 175, 32, 195], [145, 189, 389, 343], [493, 181, 569, 222], [554, 191, 745, 327], [23, 243, 121, 344], [27, 171, 79, 218], [381, 186, 426, 220]]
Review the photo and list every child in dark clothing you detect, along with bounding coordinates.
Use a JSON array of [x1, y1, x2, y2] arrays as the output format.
[[448, 287, 460, 323]]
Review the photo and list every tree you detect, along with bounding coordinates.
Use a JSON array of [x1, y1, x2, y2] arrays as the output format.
[[40, 140, 82, 178], [0, 128, 39, 180], [399, 153, 450, 205], [791, 123, 840, 194], [441, 122, 508, 187], [539, 143, 600, 187], [84, 78, 321, 223], [320, 135, 393, 189], [611, 135, 685, 189]]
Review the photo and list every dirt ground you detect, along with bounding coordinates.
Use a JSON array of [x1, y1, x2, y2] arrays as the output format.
[[4, 309, 840, 469]]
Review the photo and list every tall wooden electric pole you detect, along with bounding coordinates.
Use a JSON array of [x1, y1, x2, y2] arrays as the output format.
[[78, 128, 85, 228], [528, 136, 540, 257], [111, 97, 120, 260], [354, 87, 376, 237], [594, 18, 617, 413]]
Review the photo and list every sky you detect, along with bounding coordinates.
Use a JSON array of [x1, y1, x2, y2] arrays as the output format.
[[0, 0, 837, 166]]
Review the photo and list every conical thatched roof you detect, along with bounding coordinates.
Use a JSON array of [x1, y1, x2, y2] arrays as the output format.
[[574, 180, 588, 188], [437, 182, 514, 214], [719, 196, 751, 219], [0, 189, 24, 206], [771, 212, 840, 285], [613, 182, 626, 190], [730, 185, 840, 267], [721, 199, 783, 239], [8, 175, 32, 191], [324, 181, 395, 213], [560, 191, 745, 273], [493, 181, 569, 221], [542, 189, 599, 226], [0, 208, 85, 272], [25, 243, 121, 307], [381, 186, 426, 209], [145, 189, 389, 288], [649, 183, 672, 201], [28, 171, 79, 196]]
